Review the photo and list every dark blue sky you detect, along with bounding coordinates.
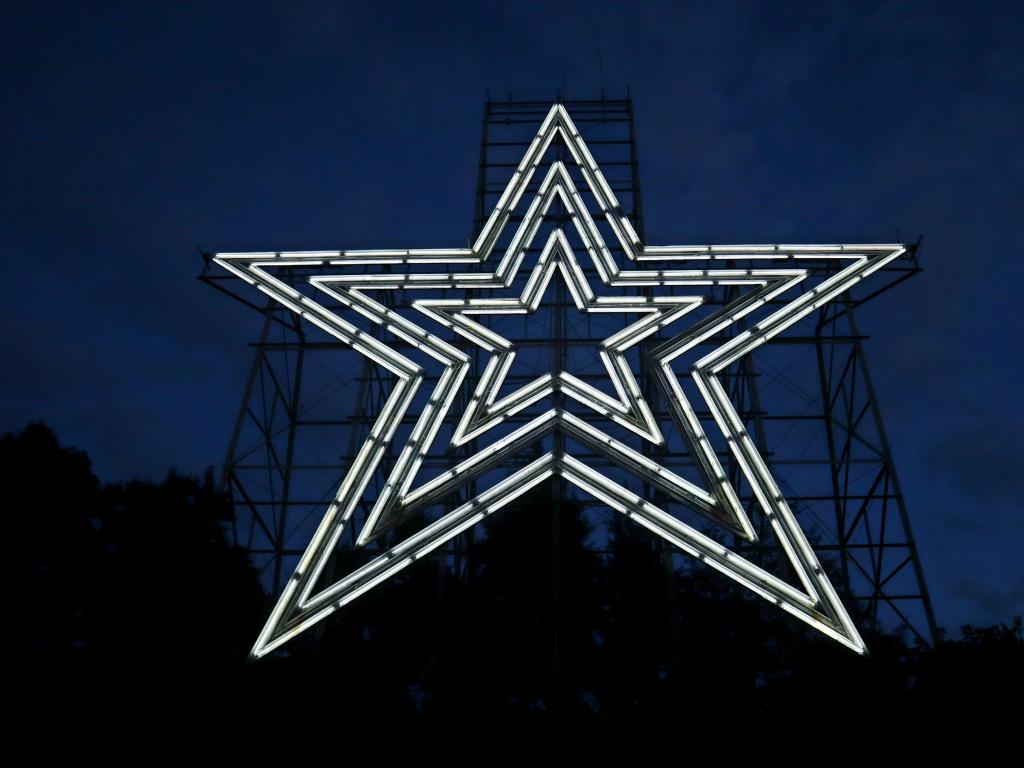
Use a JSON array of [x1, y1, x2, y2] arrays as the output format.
[[3, 1, 1021, 631]]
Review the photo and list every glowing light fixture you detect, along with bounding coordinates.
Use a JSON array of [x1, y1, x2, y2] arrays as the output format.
[[213, 103, 905, 659]]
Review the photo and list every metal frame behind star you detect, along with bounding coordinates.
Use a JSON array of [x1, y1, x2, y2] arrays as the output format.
[[213, 103, 904, 658]]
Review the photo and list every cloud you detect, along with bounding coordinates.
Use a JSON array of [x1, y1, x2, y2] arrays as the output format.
[[947, 574, 1024, 626], [923, 408, 1024, 508]]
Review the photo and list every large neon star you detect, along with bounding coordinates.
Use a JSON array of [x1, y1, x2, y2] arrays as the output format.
[[213, 104, 904, 659]]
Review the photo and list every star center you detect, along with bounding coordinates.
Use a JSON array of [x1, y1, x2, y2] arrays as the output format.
[[413, 228, 701, 447]]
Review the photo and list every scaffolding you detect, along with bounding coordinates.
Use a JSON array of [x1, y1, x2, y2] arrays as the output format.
[[201, 92, 937, 648]]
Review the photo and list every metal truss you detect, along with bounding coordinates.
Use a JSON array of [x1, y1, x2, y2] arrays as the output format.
[[201, 93, 937, 655]]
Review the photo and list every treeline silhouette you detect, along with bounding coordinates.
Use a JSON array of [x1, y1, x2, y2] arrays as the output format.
[[7, 422, 1021, 729]]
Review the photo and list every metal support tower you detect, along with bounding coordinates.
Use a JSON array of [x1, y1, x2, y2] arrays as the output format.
[[201, 92, 937, 648]]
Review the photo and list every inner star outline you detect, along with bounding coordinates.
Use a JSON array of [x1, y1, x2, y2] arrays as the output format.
[[417, 227, 700, 448], [212, 103, 905, 659]]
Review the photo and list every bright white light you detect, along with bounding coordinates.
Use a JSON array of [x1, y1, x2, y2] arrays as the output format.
[[212, 102, 906, 660]]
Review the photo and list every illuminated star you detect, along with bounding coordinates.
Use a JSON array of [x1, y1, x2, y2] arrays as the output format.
[[212, 104, 904, 658]]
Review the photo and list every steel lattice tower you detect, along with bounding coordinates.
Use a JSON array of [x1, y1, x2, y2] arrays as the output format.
[[202, 93, 938, 648]]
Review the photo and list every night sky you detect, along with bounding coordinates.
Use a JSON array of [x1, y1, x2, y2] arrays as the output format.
[[3, 1, 1021, 633]]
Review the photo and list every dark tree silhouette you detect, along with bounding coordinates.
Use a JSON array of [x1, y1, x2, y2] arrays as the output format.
[[426, 485, 605, 724], [4, 423, 264, 699], [3, 423, 102, 667], [6, 422, 1021, 732], [596, 514, 676, 718]]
